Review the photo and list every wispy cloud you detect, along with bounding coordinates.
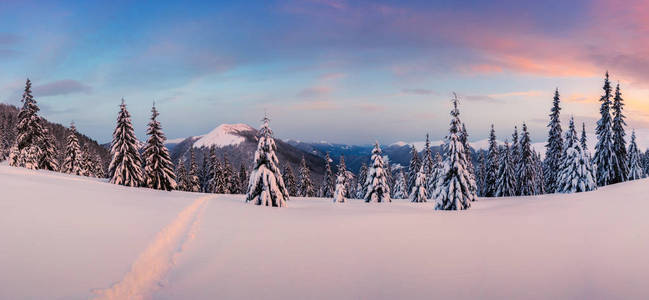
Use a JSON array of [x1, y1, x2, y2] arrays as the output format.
[[401, 88, 435, 96], [297, 86, 333, 98], [290, 100, 339, 111], [33, 80, 92, 97], [488, 90, 543, 98], [353, 102, 385, 112]]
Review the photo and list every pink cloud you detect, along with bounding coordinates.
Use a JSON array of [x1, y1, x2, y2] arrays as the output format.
[[290, 100, 339, 111]]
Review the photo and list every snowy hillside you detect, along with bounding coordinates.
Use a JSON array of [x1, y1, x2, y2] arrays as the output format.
[[2, 164, 649, 299], [192, 124, 255, 148]]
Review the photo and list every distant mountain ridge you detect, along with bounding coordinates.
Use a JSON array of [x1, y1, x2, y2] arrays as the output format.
[[168, 123, 327, 182]]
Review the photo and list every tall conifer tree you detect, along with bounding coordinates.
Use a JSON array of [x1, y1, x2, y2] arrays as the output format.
[[246, 115, 289, 206], [406, 145, 421, 195], [108, 99, 144, 187], [495, 141, 516, 197], [594, 72, 617, 187], [434, 95, 476, 210], [9, 79, 45, 169], [611, 83, 629, 183], [544, 88, 563, 193], [320, 152, 335, 197], [516, 123, 539, 196], [39, 126, 59, 171], [485, 124, 499, 197], [627, 130, 644, 180], [143, 104, 177, 191], [364, 142, 391, 203], [298, 155, 314, 197], [557, 117, 596, 193], [62, 123, 83, 175]]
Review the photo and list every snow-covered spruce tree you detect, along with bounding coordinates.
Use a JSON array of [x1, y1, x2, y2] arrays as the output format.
[[434, 95, 476, 210], [556, 117, 596, 193], [385, 159, 394, 192], [207, 146, 221, 193], [62, 122, 83, 175], [186, 148, 201, 192], [238, 163, 248, 194], [485, 124, 499, 197], [406, 145, 421, 194], [422, 134, 434, 176], [282, 164, 298, 196], [356, 162, 368, 199], [80, 144, 94, 177], [392, 170, 408, 199], [460, 123, 475, 175], [516, 123, 539, 196], [534, 151, 545, 195], [333, 173, 346, 203], [511, 126, 520, 171], [544, 88, 564, 193], [427, 152, 444, 196], [627, 130, 644, 180], [0, 120, 7, 161], [593, 72, 617, 187], [298, 155, 314, 197], [364, 142, 391, 203], [39, 126, 59, 171], [460, 122, 477, 201], [337, 154, 353, 198], [643, 150, 649, 177], [320, 152, 334, 197], [142, 104, 177, 191], [495, 140, 517, 197], [410, 165, 428, 202], [200, 151, 211, 192], [580, 123, 588, 152], [221, 155, 235, 194], [176, 158, 189, 191], [9, 79, 45, 169], [108, 99, 144, 187], [611, 83, 629, 183], [475, 151, 487, 197], [92, 154, 105, 178], [246, 115, 289, 207]]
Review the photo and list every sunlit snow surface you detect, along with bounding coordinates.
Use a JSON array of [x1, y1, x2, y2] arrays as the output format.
[[1, 163, 648, 299]]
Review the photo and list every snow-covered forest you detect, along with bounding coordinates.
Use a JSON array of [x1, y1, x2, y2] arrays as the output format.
[[3, 72, 649, 299], [2, 73, 649, 209]]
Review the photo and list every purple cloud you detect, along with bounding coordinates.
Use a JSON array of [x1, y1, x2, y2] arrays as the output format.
[[33, 80, 92, 97]]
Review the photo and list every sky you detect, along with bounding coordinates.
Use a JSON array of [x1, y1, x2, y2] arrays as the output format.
[[1, 0, 649, 145]]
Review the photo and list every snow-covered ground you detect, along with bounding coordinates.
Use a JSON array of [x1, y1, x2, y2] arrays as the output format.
[[1, 164, 649, 299]]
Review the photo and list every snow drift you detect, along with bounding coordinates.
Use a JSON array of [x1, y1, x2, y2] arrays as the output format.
[[1, 164, 649, 299]]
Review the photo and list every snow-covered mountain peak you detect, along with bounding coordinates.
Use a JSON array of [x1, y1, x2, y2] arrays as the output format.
[[192, 123, 256, 148]]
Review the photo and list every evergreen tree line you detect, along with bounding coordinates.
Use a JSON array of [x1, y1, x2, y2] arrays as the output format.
[[2, 79, 106, 177], [474, 72, 646, 198], [106, 99, 251, 193], [264, 94, 476, 209], [6, 73, 649, 208]]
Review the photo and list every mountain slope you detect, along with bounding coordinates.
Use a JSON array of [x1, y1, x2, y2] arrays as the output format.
[[169, 124, 326, 181], [0, 103, 110, 167]]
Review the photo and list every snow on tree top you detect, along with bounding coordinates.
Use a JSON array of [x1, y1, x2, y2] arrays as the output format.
[[192, 124, 256, 149]]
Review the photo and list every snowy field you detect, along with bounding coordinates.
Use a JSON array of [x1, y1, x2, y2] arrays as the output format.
[[1, 164, 649, 300]]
